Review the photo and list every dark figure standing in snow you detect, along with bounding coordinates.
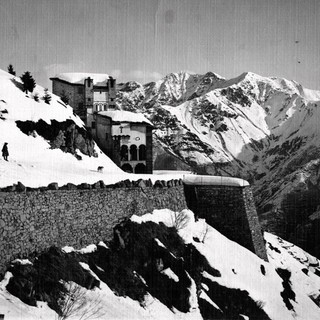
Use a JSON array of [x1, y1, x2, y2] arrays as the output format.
[[2, 142, 9, 161]]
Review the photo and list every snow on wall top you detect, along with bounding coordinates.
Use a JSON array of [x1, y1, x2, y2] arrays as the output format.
[[183, 174, 249, 187], [52, 73, 111, 86], [99, 110, 153, 126]]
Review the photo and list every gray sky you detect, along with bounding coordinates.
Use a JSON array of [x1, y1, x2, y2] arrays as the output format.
[[1, 0, 319, 90]]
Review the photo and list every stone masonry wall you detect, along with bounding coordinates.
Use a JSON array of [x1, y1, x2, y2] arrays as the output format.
[[0, 180, 186, 276], [0, 178, 267, 276], [184, 184, 268, 261]]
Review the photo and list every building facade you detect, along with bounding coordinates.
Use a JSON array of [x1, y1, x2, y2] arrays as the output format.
[[50, 73, 116, 123], [93, 111, 153, 174], [50, 73, 153, 173]]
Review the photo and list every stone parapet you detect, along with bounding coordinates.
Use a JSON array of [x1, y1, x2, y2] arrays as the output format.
[[184, 184, 268, 261]]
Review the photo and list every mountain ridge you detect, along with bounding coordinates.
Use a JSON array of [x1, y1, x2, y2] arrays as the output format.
[[116, 70, 320, 255]]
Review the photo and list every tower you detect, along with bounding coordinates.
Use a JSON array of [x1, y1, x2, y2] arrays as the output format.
[[84, 77, 94, 128], [107, 77, 116, 109]]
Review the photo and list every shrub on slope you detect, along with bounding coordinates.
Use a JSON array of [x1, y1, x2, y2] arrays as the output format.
[[16, 119, 96, 157]]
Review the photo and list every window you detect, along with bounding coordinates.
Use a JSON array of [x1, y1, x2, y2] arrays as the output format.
[[139, 144, 146, 160], [110, 98, 114, 102], [105, 133, 109, 140], [120, 145, 129, 161], [88, 97, 91, 102], [92, 121, 96, 129], [130, 144, 137, 161]]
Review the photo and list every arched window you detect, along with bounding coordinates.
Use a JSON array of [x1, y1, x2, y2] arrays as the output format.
[[135, 163, 146, 174], [130, 144, 137, 161], [120, 145, 128, 161], [121, 163, 133, 173], [138, 144, 146, 160]]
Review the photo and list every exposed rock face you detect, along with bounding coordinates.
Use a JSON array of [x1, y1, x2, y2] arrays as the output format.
[[5, 220, 270, 320], [16, 119, 96, 157]]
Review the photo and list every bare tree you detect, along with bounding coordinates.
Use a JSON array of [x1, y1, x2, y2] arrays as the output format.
[[201, 223, 210, 243], [171, 210, 190, 230], [58, 282, 104, 320]]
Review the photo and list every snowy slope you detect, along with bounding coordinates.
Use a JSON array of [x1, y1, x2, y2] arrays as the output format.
[[0, 69, 134, 187], [1, 209, 320, 320], [132, 209, 320, 320]]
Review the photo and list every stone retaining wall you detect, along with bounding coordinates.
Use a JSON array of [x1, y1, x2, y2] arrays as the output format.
[[184, 184, 268, 261], [0, 179, 186, 276], [0, 177, 267, 276]]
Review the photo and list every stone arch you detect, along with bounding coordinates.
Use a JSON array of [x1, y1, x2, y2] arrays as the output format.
[[121, 163, 133, 173], [139, 144, 146, 160], [130, 144, 137, 161], [135, 163, 146, 174], [120, 145, 128, 161]]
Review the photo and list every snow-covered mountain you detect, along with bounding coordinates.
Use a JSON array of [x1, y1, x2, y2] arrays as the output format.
[[116, 71, 320, 256], [1, 68, 320, 319], [1, 208, 320, 320]]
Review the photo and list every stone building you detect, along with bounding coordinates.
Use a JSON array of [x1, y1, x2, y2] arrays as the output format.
[[93, 110, 153, 173], [50, 73, 153, 173], [50, 73, 116, 124]]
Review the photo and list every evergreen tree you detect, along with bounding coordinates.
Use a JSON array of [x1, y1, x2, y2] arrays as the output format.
[[33, 93, 39, 102], [43, 88, 52, 104], [20, 71, 36, 93], [7, 64, 16, 76]]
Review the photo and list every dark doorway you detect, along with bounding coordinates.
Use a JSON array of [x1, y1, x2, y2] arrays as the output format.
[[135, 163, 146, 174], [121, 163, 133, 173]]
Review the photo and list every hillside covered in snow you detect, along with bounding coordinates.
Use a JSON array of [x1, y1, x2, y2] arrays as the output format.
[[1, 208, 320, 320], [0, 69, 172, 188], [116, 71, 320, 257]]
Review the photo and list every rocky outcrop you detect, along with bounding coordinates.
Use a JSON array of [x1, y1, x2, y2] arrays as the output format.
[[16, 119, 97, 158], [5, 220, 270, 319]]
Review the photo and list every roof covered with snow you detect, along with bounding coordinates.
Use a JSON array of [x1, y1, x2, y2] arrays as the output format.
[[98, 110, 153, 126], [183, 174, 249, 187], [51, 73, 111, 86]]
